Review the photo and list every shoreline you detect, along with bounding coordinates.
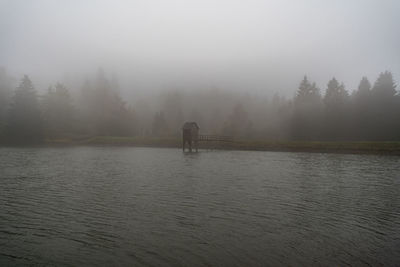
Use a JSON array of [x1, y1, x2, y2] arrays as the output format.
[[28, 136, 400, 156]]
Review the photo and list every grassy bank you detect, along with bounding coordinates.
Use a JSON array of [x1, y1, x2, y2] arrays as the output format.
[[43, 136, 400, 155]]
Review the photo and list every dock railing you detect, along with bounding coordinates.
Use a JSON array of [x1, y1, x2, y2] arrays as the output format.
[[198, 134, 234, 142]]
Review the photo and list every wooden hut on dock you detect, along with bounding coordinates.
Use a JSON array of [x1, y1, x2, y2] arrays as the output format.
[[182, 122, 199, 152]]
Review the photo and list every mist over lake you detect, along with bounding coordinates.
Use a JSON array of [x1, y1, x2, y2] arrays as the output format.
[[1, 147, 399, 266]]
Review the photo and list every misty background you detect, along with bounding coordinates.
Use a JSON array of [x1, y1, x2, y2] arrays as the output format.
[[0, 0, 399, 143], [1, 0, 399, 94]]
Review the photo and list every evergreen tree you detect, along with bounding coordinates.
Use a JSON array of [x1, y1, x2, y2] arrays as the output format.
[[323, 78, 349, 140], [208, 108, 222, 134], [222, 103, 251, 137], [42, 83, 74, 138], [292, 76, 323, 140], [0, 68, 14, 138], [78, 69, 135, 136], [6, 75, 43, 143], [295, 76, 321, 105], [370, 71, 397, 140], [77, 78, 95, 134], [354, 76, 371, 100], [152, 111, 168, 136], [352, 77, 372, 140], [372, 71, 397, 101], [95, 69, 135, 136], [324, 78, 349, 108], [295, 76, 311, 103]]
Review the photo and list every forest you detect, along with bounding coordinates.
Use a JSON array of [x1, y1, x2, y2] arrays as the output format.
[[0, 67, 398, 144]]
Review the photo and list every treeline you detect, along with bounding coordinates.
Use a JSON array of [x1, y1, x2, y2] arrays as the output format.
[[0, 67, 399, 144], [0, 68, 135, 144], [291, 72, 399, 141]]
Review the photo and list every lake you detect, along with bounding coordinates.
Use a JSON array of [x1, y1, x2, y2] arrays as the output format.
[[0, 147, 399, 266]]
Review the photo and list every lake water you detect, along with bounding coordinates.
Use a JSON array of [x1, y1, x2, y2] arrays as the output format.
[[0, 147, 399, 266]]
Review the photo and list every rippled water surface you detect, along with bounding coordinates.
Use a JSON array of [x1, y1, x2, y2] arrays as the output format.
[[0, 147, 400, 266]]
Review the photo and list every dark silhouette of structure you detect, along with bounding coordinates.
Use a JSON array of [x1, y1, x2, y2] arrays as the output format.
[[182, 122, 199, 152], [182, 122, 235, 152]]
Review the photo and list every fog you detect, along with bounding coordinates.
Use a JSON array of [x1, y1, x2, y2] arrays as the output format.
[[1, 0, 399, 96], [1, 0, 400, 143]]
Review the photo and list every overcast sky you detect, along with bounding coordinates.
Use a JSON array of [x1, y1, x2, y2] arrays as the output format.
[[0, 0, 399, 96]]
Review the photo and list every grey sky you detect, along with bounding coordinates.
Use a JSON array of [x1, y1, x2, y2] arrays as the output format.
[[0, 0, 399, 96]]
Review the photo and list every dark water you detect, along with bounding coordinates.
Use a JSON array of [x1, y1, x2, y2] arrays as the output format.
[[0, 147, 399, 266]]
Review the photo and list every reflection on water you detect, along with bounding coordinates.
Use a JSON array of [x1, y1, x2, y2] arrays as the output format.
[[0, 147, 399, 266]]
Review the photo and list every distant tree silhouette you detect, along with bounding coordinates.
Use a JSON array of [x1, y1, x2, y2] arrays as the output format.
[[152, 111, 168, 136], [222, 102, 252, 137], [42, 83, 74, 138], [208, 108, 222, 135], [265, 93, 292, 140], [295, 76, 320, 103], [372, 71, 397, 100], [324, 78, 348, 107], [354, 76, 371, 100], [369, 71, 398, 140], [6, 75, 43, 143], [323, 78, 349, 140], [77, 78, 95, 134], [78, 69, 135, 136], [0, 68, 14, 138], [292, 76, 323, 140], [352, 77, 372, 140], [162, 91, 184, 135]]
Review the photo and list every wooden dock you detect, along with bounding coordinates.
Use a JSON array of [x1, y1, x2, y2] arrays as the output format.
[[198, 134, 234, 142], [182, 121, 233, 152]]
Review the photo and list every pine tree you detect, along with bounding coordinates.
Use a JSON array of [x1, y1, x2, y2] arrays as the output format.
[[0, 68, 14, 138], [354, 77, 371, 100], [295, 76, 311, 103], [222, 102, 251, 137], [370, 71, 398, 140], [352, 77, 372, 140], [324, 77, 349, 108], [292, 76, 323, 140], [42, 83, 74, 137], [372, 71, 397, 101], [79, 69, 135, 136], [323, 78, 349, 140], [295, 76, 321, 105], [152, 111, 168, 136], [6, 75, 43, 143]]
